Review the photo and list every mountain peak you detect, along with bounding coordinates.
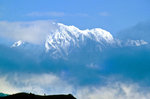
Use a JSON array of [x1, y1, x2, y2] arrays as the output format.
[[11, 40, 24, 48], [57, 23, 114, 43], [45, 23, 114, 56]]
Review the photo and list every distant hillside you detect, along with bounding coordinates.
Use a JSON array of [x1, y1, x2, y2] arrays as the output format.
[[0, 93, 76, 99]]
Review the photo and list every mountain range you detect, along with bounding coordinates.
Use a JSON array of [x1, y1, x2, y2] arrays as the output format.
[[9, 23, 148, 58]]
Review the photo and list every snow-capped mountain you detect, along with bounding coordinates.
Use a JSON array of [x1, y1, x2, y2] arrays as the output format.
[[11, 40, 24, 47], [45, 23, 115, 56], [11, 23, 115, 56], [11, 23, 148, 58]]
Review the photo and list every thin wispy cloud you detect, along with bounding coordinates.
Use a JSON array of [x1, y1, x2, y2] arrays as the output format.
[[27, 12, 65, 17], [86, 63, 100, 69], [99, 12, 110, 16], [27, 12, 89, 17], [70, 13, 89, 17]]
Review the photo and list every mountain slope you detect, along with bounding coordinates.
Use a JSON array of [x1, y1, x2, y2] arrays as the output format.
[[45, 23, 115, 56]]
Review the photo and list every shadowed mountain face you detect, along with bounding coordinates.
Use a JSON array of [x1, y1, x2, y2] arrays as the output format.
[[0, 93, 76, 99]]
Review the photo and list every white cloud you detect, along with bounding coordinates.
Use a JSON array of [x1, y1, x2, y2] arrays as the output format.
[[126, 39, 148, 46], [0, 76, 20, 94], [0, 73, 73, 95], [1, 73, 150, 99], [0, 20, 58, 44], [76, 83, 150, 99]]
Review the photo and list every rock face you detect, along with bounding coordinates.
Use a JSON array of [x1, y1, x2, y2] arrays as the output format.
[[0, 93, 76, 99]]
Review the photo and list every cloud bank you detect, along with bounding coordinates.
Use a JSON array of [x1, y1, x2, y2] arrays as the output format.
[[0, 73, 73, 95], [1, 73, 150, 99], [0, 20, 58, 44]]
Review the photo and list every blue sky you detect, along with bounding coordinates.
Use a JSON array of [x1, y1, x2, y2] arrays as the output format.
[[0, 0, 150, 33], [1, 1, 150, 98], [0, 0, 150, 34]]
